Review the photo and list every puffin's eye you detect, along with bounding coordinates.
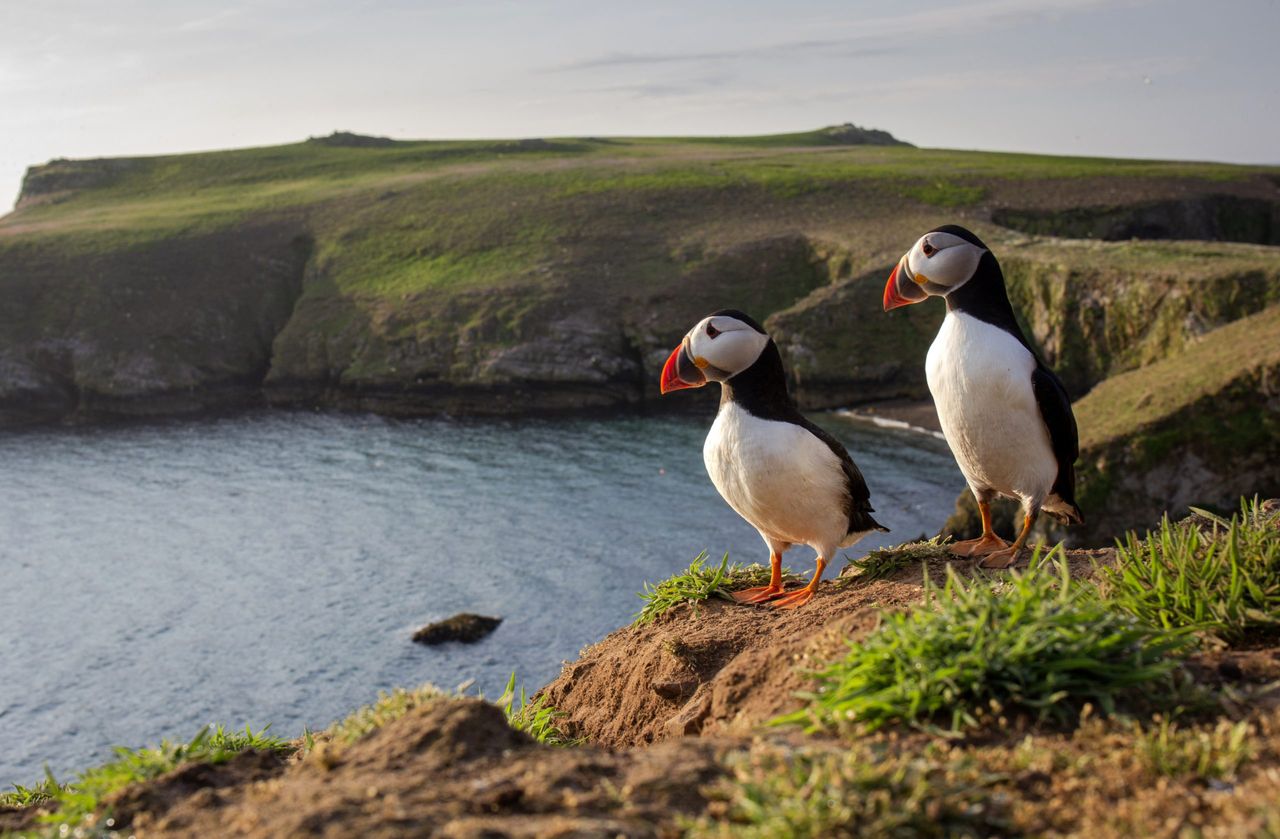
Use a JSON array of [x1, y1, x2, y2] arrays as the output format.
[[706, 323, 721, 339], [922, 240, 937, 257]]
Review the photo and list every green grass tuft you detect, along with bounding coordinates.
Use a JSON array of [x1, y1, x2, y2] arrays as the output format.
[[685, 743, 1008, 838], [0, 778, 62, 809], [634, 552, 797, 625], [1134, 716, 1253, 781], [780, 550, 1194, 733], [324, 684, 449, 746], [497, 673, 581, 747], [39, 724, 290, 830], [841, 536, 954, 583], [1101, 498, 1280, 646]]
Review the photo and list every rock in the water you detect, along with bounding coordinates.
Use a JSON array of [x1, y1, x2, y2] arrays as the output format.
[[412, 613, 502, 645]]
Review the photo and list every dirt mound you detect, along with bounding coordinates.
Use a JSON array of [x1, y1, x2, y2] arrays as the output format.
[[130, 698, 730, 838], [540, 550, 1113, 749]]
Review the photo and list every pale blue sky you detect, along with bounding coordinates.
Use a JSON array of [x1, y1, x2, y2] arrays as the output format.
[[2, 0, 1277, 210]]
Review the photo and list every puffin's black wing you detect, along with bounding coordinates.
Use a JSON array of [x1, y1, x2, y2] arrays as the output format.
[[795, 417, 890, 536], [1031, 363, 1084, 524]]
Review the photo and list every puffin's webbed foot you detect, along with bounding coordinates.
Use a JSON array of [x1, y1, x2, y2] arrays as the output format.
[[950, 533, 1010, 557], [766, 587, 815, 610], [976, 512, 1037, 569], [730, 585, 786, 604], [977, 546, 1022, 569]]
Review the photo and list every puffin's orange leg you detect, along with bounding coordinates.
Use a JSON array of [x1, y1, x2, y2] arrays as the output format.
[[768, 557, 827, 610], [979, 512, 1037, 569], [731, 551, 786, 603], [950, 500, 1010, 557]]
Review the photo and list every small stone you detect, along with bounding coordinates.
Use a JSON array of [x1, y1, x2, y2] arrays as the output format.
[[413, 614, 503, 645]]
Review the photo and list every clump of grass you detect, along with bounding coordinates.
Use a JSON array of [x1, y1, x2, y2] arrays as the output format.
[[780, 550, 1194, 733], [1101, 498, 1280, 645], [324, 684, 448, 746], [635, 552, 796, 625], [41, 724, 290, 830], [497, 673, 581, 747], [1134, 716, 1253, 781], [842, 536, 953, 583], [686, 743, 1008, 838], [0, 777, 62, 808]]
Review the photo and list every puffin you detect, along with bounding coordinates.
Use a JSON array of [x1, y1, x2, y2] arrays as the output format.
[[659, 309, 888, 608], [882, 224, 1083, 568]]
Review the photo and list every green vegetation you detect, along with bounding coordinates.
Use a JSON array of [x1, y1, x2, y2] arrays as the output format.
[[1067, 306, 1280, 543], [322, 684, 448, 746], [635, 552, 797, 625], [687, 743, 1007, 839], [781, 551, 1193, 733], [1101, 498, 1280, 645], [38, 724, 290, 831], [0, 779, 61, 809], [1134, 716, 1253, 780], [841, 536, 954, 583], [1075, 305, 1280, 452], [497, 674, 580, 747], [899, 180, 986, 207]]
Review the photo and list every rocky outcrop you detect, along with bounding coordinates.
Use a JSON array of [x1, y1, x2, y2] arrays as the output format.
[[820, 123, 912, 146]]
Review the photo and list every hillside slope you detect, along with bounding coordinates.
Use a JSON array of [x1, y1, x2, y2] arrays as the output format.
[[2, 131, 1277, 424]]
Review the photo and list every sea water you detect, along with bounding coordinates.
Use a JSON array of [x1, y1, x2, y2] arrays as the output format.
[[0, 410, 961, 783]]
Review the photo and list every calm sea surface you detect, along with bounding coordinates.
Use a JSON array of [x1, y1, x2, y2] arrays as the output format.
[[0, 410, 960, 784]]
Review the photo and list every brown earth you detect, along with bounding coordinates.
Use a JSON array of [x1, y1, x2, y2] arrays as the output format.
[[540, 549, 1115, 749], [128, 700, 734, 839]]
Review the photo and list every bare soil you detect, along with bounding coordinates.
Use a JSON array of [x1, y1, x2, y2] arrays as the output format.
[[130, 700, 734, 839]]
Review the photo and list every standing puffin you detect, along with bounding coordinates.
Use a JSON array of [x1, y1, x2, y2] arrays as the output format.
[[659, 309, 888, 608], [883, 225, 1083, 568]]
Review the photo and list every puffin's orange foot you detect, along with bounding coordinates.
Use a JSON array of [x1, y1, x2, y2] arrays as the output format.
[[977, 546, 1023, 569], [766, 588, 815, 610], [730, 585, 786, 604], [950, 533, 1010, 558]]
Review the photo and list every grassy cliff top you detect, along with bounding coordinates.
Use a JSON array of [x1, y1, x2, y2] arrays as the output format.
[[4, 129, 1275, 250], [1076, 303, 1280, 448]]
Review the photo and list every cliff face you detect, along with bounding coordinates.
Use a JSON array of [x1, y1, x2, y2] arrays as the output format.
[[1, 135, 1279, 540], [0, 223, 310, 425]]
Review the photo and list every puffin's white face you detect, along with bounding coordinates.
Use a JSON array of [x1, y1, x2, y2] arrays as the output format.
[[660, 311, 769, 393], [883, 227, 988, 310]]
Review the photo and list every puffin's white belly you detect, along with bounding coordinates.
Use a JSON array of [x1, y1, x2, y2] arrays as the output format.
[[703, 402, 854, 553], [926, 311, 1056, 504]]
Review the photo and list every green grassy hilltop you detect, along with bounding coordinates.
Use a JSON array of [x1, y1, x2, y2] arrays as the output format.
[[1, 127, 1278, 539]]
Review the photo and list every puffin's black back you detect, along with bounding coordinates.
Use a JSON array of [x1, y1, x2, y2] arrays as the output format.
[[721, 338, 887, 536]]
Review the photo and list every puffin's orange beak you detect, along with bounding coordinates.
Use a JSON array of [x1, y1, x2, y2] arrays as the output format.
[[883, 257, 927, 311], [659, 340, 706, 394]]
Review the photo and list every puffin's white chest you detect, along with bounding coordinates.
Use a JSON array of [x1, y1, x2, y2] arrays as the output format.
[[703, 402, 852, 552], [926, 311, 1056, 501]]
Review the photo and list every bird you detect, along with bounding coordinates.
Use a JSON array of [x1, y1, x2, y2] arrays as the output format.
[[659, 309, 888, 608], [882, 224, 1083, 568]]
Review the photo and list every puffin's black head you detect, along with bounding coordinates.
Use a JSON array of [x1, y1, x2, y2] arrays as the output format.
[[659, 311, 771, 394], [882, 224, 992, 311]]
